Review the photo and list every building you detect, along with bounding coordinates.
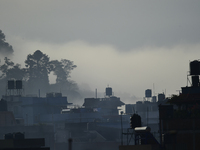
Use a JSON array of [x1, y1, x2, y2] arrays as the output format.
[[158, 60, 200, 150], [3, 92, 70, 125], [0, 132, 50, 150], [125, 91, 165, 140]]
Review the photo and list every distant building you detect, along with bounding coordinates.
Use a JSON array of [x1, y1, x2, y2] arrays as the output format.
[[2, 93, 70, 125], [0, 111, 16, 126], [83, 96, 125, 117], [0, 132, 50, 150], [1, 87, 127, 150]]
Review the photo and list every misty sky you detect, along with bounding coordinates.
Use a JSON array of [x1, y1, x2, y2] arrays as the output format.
[[0, 0, 200, 103]]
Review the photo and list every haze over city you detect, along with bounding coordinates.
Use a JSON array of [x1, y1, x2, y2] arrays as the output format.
[[0, 0, 200, 104]]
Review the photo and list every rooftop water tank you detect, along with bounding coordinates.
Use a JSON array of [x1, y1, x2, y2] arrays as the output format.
[[145, 89, 152, 98], [55, 93, 62, 97], [190, 60, 200, 75], [158, 93, 165, 101], [136, 101, 142, 104], [106, 87, 112, 96], [130, 114, 141, 129], [46, 92, 54, 97], [8, 80, 15, 89], [16, 80, 22, 89], [152, 96, 157, 103]]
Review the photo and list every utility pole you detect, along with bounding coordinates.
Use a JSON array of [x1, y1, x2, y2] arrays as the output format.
[[120, 111, 123, 145]]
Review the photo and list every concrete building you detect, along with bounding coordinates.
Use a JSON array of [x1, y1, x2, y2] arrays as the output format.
[[158, 60, 200, 150], [125, 100, 160, 136], [3, 93, 70, 125]]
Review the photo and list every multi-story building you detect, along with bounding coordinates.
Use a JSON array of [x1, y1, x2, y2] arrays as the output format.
[[159, 60, 200, 150]]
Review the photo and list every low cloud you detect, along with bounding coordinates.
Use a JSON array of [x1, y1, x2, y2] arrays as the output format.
[[10, 36, 200, 103]]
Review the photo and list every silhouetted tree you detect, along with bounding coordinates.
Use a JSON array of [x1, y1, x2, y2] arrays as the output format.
[[0, 57, 14, 78], [6, 64, 27, 80], [0, 57, 26, 97], [0, 30, 13, 56], [0, 57, 25, 80], [49, 59, 79, 100], [0, 49, 79, 98], [25, 50, 51, 95], [50, 59, 77, 83]]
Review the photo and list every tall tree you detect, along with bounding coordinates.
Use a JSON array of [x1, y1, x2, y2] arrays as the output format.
[[0, 57, 14, 79], [0, 30, 14, 56], [50, 59, 77, 83], [0, 57, 26, 97], [25, 50, 51, 95], [49, 59, 78, 98], [0, 57, 25, 80]]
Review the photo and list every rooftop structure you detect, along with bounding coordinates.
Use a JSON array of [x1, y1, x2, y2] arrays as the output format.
[[158, 60, 200, 150]]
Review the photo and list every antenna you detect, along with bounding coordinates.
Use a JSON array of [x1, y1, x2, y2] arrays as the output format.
[[187, 71, 191, 86], [153, 83, 155, 96], [95, 89, 97, 99]]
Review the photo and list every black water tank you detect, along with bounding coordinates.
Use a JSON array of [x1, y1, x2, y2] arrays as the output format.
[[106, 87, 112, 96], [4, 133, 14, 139], [190, 60, 200, 75], [14, 132, 25, 139], [152, 96, 157, 103], [55, 93, 62, 97], [4, 132, 25, 139], [130, 114, 141, 129], [8, 80, 15, 89], [145, 89, 152, 97], [16, 80, 22, 89], [46, 92, 54, 97], [158, 93, 165, 101]]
